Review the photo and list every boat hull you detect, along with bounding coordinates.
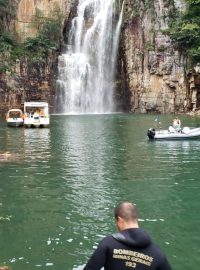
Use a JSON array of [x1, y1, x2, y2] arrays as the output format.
[[147, 127, 200, 140], [7, 119, 24, 127], [24, 117, 49, 128]]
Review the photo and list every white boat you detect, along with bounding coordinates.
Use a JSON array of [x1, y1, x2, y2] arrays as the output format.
[[147, 126, 200, 140], [6, 109, 24, 127], [24, 102, 50, 128]]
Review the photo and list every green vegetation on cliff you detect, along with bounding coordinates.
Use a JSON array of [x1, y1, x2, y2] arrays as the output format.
[[170, 0, 200, 64], [0, 0, 16, 72], [0, 3, 63, 74]]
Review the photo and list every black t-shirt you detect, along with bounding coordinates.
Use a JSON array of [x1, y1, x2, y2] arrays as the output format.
[[83, 228, 172, 270]]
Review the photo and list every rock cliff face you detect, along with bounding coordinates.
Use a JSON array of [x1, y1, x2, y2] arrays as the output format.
[[15, 0, 70, 42], [118, 0, 200, 114], [1, 0, 200, 115], [0, 0, 72, 115]]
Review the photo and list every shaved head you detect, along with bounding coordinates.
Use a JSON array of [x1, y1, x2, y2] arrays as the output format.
[[114, 202, 138, 222]]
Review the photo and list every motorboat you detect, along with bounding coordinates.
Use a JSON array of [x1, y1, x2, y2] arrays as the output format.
[[24, 102, 50, 128], [6, 109, 24, 127], [147, 126, 200, 140]]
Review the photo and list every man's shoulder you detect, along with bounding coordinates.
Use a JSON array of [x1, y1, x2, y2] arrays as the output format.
[[100, 234, 115, 242], [98, 234, 116, 247]]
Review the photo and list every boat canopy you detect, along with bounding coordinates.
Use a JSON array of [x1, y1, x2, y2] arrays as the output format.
[[24, 102, 49, 114], [7, 109, 23, 118], [8, 109, 23, 113], [24, 102, 48, 108]]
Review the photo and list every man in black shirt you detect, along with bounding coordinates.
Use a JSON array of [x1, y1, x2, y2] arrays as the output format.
[[83, 202, 172, 270]]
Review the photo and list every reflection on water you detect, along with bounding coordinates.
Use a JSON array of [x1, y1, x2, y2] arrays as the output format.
[[0, 151, 20, 162], [60, 116, 116, 208], [23, 128, 51, 163], [153, 139, 200, 151], [0, 115, 200, 270]]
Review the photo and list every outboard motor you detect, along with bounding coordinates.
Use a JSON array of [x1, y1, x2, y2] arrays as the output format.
[[147, 128, 156, 139]]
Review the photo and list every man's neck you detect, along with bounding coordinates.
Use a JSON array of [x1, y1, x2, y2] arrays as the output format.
[[120, 222, 139, 231]]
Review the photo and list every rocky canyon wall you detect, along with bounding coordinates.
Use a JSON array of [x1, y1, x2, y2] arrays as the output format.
[[119, 0, 200, 114], [1, 0, 200, 116], [0, 0, 72, 115], [15, 0, 70, 42]]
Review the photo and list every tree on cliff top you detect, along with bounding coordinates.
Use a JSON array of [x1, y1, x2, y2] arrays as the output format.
[[170, 0, 200, 64]]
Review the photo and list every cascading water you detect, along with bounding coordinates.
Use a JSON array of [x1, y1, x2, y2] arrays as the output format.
[[55, 0, 124, 114]]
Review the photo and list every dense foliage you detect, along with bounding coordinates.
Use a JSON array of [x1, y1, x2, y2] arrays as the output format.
[[170, 0, 200, 64]]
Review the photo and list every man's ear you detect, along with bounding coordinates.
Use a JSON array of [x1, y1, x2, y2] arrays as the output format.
[[117, 216, 123, 223], [116, 216, 124, 231]]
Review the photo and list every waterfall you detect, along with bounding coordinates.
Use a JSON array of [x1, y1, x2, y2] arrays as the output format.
[[55, 0, 124, 114]]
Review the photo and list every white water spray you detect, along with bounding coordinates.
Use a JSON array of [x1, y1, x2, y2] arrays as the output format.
[[55, 0, 124, 114]]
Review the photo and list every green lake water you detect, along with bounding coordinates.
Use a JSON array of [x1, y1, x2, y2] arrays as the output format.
[[0, 114, 200, 270]]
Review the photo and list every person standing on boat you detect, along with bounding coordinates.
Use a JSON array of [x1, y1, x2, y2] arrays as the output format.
[[173, 117, 181, 132], [83, 202, 172, 270]]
